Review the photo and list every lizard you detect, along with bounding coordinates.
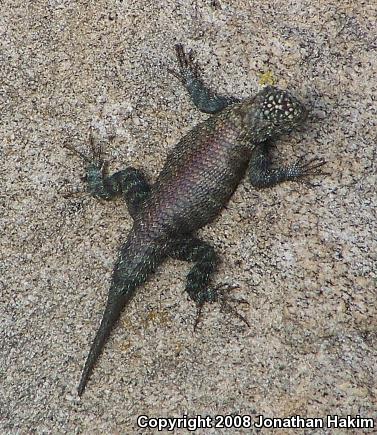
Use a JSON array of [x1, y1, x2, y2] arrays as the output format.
[[66, 44, 324, 396]]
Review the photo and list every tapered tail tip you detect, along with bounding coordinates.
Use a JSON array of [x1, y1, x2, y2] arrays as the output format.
[[78, 362, 92, 396], [76, 293, 126, 397], [77, 376, 87, 397]]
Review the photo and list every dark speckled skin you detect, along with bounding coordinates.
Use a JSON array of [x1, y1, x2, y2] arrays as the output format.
[[141, 108, 250, 235], [71, 45, 324, 396]]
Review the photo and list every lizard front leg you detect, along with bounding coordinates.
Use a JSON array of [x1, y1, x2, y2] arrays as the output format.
[[170, 236, 249, 328], [248, 142, 326, 188], [170, 44, 240, 114], [64, 130, 151, 219]]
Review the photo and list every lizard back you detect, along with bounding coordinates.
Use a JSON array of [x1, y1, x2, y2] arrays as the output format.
[[137, 101, 254, 236]]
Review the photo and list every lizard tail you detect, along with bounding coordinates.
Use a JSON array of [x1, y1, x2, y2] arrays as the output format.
[[78, 230, 164, 396], [77, 290, 128, 396]]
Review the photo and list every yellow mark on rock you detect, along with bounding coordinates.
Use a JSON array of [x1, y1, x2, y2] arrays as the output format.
[[259, 71, 276, 86]]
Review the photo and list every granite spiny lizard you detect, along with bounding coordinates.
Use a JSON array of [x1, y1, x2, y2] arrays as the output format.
[[66, 44, 324, 396]]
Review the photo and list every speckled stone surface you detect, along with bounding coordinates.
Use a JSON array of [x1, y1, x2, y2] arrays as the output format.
[[1, 0, 376, 433]]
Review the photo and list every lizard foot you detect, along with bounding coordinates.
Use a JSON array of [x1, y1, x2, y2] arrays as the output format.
[[63, 127, 115, 199], [63, 127, 106, 171], [193, 283, 250, 330], [289, 156, 327, 179], [168, 43, 200, 85]]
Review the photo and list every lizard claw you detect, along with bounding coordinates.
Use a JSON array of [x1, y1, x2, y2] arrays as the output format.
[[193, 303, 204, 331], [290, 156, 327, 179], [60, 187, 86, 198], [193, 283, 250, 330], [63, 142, 92, 164], [215, 283, 250, 327], [63, 127, 106, 169], [168, 43, 200, 84], [88, 128, 106, 166]]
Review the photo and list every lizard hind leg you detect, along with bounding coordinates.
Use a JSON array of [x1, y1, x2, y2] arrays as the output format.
[[169, 236, 249, 328], [64, 128, 151, 218], [64, 128, 115, 200]]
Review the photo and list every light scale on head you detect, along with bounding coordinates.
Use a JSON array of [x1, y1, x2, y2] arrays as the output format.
[[260, 86, 308, 125]]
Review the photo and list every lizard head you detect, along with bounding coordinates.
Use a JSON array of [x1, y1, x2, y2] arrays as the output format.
[[245, 86, 308, 142]]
